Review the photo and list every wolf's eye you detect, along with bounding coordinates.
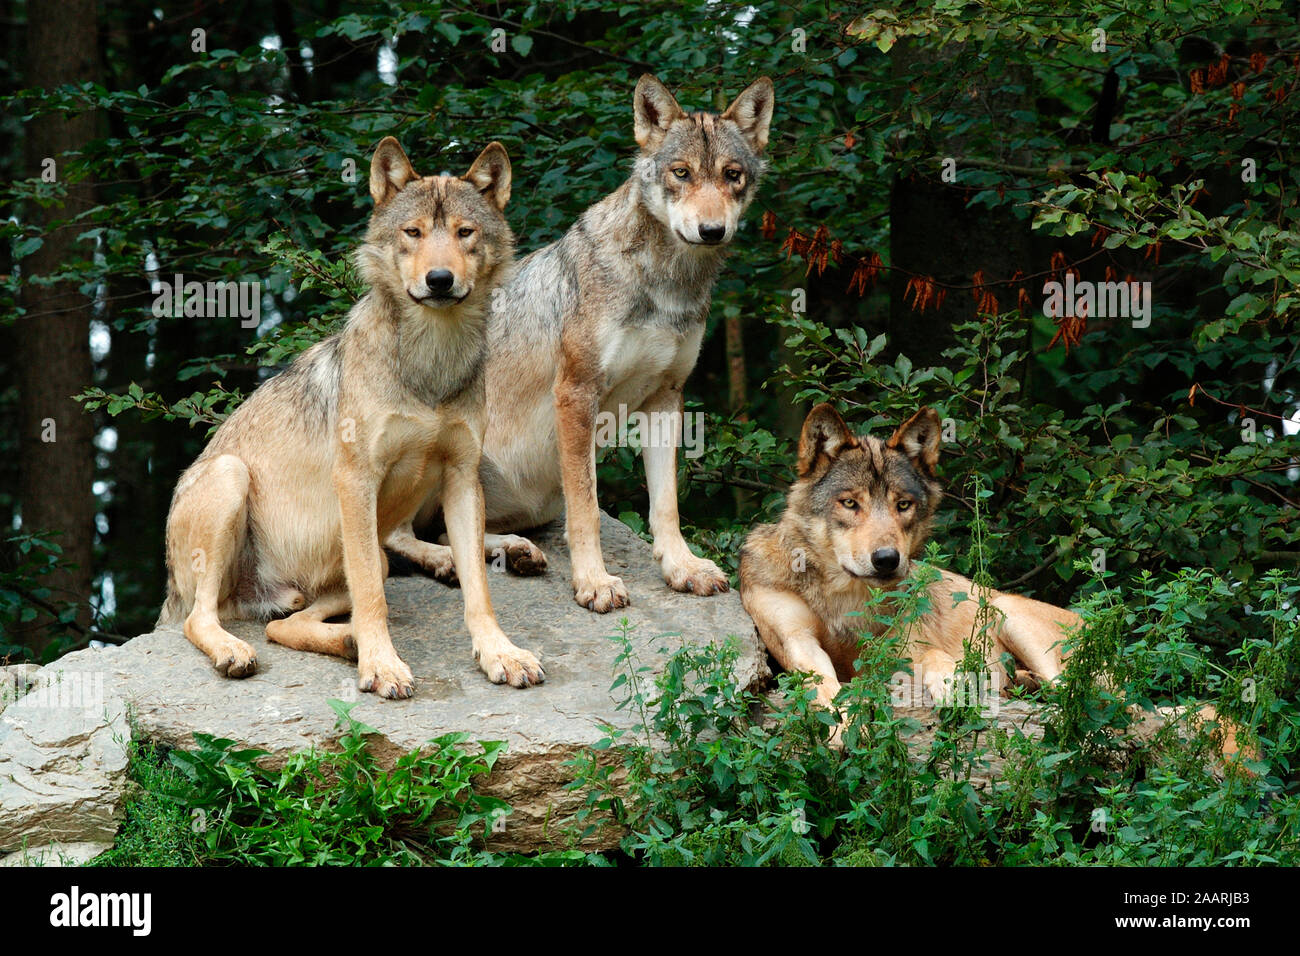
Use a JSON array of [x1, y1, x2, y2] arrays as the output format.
[[897, 500, 913, 513], [403, 227, 421, 238], [839, 498, 858, 510], [724, 168, 742, 182], [671, 167, 690, 180], [458, 227, 475, 238]]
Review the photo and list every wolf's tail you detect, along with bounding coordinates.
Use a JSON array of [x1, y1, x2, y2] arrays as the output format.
[[155, 578, 189, 628]]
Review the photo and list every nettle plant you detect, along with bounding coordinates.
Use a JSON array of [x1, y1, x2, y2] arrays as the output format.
[[101, 699, 611, 867], [568, 560, 1300, 866]]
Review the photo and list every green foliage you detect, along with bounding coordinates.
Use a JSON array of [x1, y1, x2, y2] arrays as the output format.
[[570, 565, 1300, 866], [94, 739, 204, 867], [97, 701, 607, 867], [101, 702, 509, 866], [0, 534, 89, 663], [172, 701, 515, 865]]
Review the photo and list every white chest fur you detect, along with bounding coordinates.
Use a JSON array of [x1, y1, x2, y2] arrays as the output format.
[[599, 321, 705, 412]]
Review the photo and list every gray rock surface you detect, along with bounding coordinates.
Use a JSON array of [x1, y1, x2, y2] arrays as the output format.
[[4, 513, 767, 854], [0, 664, 42, 714], [0, 841, 113, 867], [8, 512, 1198, 862], [0, 669, 129, 860]]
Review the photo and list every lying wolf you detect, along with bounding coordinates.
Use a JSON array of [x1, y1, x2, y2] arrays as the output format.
[[158, 137, 543, 697], [739, 403, 1071, 715], [739, 403, 1247, 761], [387, 74, 775, 613]]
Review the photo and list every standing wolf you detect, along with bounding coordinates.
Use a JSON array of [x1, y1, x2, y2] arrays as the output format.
[[158, 137, 544, 698], [387, 74, 775, 613]]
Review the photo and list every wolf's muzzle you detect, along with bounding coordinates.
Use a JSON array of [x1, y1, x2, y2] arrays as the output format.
[[425, 269, 455, 294], [697, 223, 727, 244]]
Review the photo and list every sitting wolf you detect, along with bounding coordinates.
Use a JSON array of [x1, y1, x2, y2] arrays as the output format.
[[388, 74, 775, 613]]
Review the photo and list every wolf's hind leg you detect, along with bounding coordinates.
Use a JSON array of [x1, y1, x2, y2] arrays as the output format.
[[992, 593, 1074, 684], [386, 522, 547, 581], [175, 454, 259, 677], [483, 533, 548, 575], [265, 590, 356, 659]]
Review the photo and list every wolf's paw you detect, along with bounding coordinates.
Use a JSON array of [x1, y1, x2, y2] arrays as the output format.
[[358, 653, 415, 700], [924, 674, 957, 707], [1010, 668, 1041, 694], [573, 572, 629, 613], [415, 545, 458, 586], [477, 642, 546, 687], [499, 536, 548, 576], [664, 557, 730, 596], [212, 638, 258, 678]]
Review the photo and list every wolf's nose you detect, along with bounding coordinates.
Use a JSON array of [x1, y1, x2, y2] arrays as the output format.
[[698, 223, 726, 244], [871, 548, 900, 574], [425, 269, 455, 293]]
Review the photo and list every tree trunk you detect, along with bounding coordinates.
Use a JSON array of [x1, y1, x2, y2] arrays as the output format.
[[887, 40, 1037, 368], [16, 0, 99, 653], [724, 311, 748, 421]]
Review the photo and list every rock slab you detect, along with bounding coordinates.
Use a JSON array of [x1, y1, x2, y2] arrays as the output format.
[[0, 668, 129, 862], [2, 513, 768, 856]]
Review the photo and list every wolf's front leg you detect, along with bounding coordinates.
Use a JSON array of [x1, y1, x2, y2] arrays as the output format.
[[640, 384, 729, 597], [743, 584, 844, 746], [444, 459, 545, 686], [556, 372, 629, 612], [335, 464, 414, 699]]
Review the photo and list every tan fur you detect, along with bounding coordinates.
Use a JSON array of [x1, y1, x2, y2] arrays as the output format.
[[159, 137, 543, 696]]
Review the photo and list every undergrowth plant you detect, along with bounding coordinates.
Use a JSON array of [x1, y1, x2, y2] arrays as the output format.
[[100, 701, 598, 867], [569, 559, 1300, 866]]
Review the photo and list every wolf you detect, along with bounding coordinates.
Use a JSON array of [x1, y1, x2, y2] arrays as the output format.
[[157, 137, 545, 698], [386, 74, 776, 613], [739, 403, 1071, 719], [739, 404, 1248, 760]]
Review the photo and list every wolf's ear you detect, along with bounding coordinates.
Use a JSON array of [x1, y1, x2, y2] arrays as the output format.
[[634, 74, 685, 151], [463, 142, 512, 210], [798, 403, 858, 476], [722, 77, 774, 152], [370, 137, 419, 206], [887, 407, 942, 476]]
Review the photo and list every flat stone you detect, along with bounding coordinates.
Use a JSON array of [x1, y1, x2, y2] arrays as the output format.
[[0, 664, 43, 715], [0, 840, 112, 867], [0, 671, 130, 854], [31, 513, 768, 853]]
